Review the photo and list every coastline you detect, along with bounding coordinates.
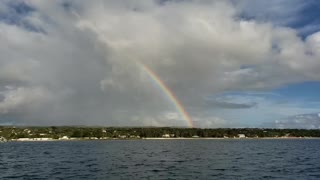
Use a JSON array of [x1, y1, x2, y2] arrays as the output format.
[[4, 137, 320, 142]]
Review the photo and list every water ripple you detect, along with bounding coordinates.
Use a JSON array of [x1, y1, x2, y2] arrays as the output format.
[[0, 139, 320, 179]]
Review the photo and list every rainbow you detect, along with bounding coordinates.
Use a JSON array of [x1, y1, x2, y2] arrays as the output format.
[[138, 62, 194, 128]]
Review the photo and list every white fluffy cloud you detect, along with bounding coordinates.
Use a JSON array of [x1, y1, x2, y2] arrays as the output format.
[[0, 0, 319, 127], [275, 113, 320, 129]]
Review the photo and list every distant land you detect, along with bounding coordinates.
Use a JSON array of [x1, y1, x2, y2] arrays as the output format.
[[1, 126, 320, 142]]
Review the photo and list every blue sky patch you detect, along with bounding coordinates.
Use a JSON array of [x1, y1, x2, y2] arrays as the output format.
[[234, 0, 320, 38], [0, 1, 45, 33]]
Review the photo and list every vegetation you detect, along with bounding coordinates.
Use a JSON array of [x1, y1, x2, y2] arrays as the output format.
[[1, 126, 320, 140]]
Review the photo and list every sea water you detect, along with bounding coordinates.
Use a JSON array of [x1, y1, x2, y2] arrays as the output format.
[[1, 139, 320, 179]]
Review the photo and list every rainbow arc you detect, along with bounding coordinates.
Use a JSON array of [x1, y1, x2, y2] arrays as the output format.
[[138, 62, 194, 128]]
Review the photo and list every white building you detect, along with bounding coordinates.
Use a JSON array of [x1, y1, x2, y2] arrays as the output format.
[[162, 134, 170, 138], [59, 136, 69, 140], [118, 135, 127, 139], [238, 134, 246, 138]]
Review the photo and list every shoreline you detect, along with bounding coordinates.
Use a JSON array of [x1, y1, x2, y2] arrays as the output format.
[[4, 137, 320, 142]]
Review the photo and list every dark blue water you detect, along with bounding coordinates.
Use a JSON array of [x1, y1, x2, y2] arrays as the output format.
[[1, 139, 320, 179]]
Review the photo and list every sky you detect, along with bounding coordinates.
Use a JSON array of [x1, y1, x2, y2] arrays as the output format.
[[0, 0, 320, 128]]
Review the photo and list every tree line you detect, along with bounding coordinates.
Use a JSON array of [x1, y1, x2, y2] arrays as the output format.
[[1, 126, 320, 139]]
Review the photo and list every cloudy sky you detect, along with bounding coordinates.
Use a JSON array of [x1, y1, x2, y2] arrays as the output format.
[[0, 0, 320, 128]]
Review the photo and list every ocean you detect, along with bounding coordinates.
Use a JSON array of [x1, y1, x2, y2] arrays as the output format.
[[1, 139, 320, 179]]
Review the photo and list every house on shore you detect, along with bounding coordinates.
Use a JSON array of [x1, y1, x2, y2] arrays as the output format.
[[162, 134, 170, 138], [59, 136, 69, 140], [238, 134, 246, 138]]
